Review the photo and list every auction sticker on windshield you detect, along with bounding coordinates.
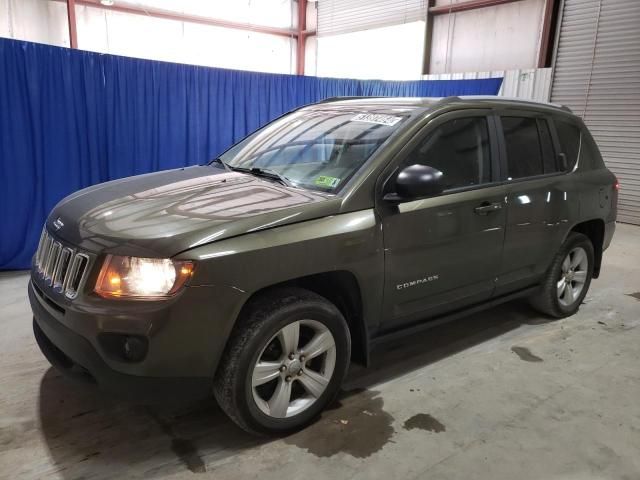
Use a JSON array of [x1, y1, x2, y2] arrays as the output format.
[[314, 176, 341, 188], [351, 113, 402, 126]]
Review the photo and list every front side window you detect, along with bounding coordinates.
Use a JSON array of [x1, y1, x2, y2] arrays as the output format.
[[406, 117, 491, 191], [219, 109, 408, 193]]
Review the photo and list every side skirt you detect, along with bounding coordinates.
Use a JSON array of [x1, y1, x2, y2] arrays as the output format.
[[369, 285, 540, 349]]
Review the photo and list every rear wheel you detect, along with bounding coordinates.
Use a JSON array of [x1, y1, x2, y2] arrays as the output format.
[[213, 287, 350, 435], [557, 246, 590, 308], [529, 232, 594, 318]]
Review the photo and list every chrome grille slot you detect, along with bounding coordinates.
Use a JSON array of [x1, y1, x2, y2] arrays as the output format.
[[37, 234, 52, 274], [35, 230, 47, 269], [52, 247, 73, 289], [42, 238, 54, 276], [34, 228, 90, 299], [64, 254, 89, 299], [45, 242, 62, 283]]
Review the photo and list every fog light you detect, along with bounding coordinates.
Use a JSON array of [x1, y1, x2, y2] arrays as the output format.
[[98, 333, 148, 363], [123, 336, 147, 362]]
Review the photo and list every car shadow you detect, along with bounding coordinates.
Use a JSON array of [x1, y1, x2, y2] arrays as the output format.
[[37, 298, 550, 477], [346, 298, 549, 389]]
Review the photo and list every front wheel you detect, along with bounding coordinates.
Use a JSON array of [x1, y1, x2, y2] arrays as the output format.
[[213, 287, 351, 435], [529, 232, 594, 318]]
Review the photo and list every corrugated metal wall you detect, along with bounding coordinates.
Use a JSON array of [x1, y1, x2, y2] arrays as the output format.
[[551, 0, 640, 225], [428, 0, 546, 74], [317, 0, 426, 36], [423, 68, 553, 101]]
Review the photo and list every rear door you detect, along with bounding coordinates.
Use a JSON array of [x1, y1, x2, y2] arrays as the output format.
[[378, 109, 508, 329], [494, 111, 578, 296]]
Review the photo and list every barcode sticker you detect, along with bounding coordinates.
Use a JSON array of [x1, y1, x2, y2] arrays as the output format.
[[351, 113, 402, 126], [314, 176, 341, 188]]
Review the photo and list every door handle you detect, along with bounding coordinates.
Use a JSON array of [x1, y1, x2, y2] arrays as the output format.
[[474, 202, 502, 215]]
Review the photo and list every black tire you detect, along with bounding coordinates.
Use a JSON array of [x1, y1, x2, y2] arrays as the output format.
[[213, 287, 351, 436], [529, 232, 594, 318]]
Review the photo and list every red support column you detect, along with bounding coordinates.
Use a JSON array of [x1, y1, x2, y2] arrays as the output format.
[[66, 0, 78, 48], [537, 0, 556, 67], [296, 0, 308, 75]]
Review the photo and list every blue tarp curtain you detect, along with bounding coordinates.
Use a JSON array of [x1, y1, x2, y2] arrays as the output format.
[[0, 38, 502, 269]]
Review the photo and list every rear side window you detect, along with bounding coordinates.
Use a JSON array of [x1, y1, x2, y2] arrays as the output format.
[[554, 118, 581, 170], [408, 117, 491, 190], [502, 116, 557, 179]]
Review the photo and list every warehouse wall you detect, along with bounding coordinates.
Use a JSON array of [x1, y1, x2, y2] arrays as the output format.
[[312, 0, 551, 79], [551, 0, 640, 225], [313, 0, 427, 80], [0, 0, 296, 74], [3, 0, 552, 80], [74, 5, 295, 74], [315, 21, 426, 80], [0, 0, 68, 47], [424, 68, 553, 101], [429, 0, 547, 74]]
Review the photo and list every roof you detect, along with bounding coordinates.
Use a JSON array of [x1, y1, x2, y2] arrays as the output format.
[[313, 96, 572, 114]]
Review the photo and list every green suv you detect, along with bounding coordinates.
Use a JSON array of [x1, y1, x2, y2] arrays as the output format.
[[29, 96, 618, 435]]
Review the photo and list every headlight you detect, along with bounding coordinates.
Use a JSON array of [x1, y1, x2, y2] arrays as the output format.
[[95, 255, 195, 299]]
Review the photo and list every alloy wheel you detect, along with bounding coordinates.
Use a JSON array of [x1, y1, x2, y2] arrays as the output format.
[[251, 319, 336, 418], [557, 246, 589, 307]]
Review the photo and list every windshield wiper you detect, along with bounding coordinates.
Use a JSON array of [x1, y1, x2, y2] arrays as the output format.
[[228, 166, 294, 187]]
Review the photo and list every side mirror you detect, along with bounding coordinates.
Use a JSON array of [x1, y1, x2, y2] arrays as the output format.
[[384, 164, 444, 202]]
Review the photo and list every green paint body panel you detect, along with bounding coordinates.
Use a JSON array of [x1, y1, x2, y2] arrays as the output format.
[[28, 97, 617, 398]]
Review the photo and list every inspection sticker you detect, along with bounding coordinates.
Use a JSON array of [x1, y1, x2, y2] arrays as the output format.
[[314, 176, 341, 188], [351, 113, 402, 126]]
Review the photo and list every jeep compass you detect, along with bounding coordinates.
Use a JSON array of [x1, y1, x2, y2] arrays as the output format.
[[29, 96, 617, 435]]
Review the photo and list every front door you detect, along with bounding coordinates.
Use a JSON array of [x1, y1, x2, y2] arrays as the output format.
[[379, 111, 507, 329]]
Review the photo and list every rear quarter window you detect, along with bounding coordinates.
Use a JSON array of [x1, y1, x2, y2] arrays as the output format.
[[554, 118, 581, 170], [579, 128, 605, 170]]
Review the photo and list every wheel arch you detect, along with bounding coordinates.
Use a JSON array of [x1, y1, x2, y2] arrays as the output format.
[[568, 218, 605, 278], [235, 271, 369, 367]]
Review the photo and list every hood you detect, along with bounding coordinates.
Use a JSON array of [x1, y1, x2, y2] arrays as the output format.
[[47, 165, 341, 258]]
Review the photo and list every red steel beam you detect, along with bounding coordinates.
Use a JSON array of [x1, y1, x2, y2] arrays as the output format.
[[537, 0, 555, 67], [296, 0, 308, 75], [52, 0, 307, 38], [66, 0, 78, 48], [429, 0, 525, 15]]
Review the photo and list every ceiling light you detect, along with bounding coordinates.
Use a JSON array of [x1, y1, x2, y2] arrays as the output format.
[[100, 0, 115, 6]]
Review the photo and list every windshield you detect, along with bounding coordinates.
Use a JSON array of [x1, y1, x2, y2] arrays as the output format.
[[218, 109, 408, 193]]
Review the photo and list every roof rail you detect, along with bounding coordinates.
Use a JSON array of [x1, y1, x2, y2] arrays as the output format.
[[430, 96, 462, 108], [459, 95, 572, 112], [318, 96, 386, 103]]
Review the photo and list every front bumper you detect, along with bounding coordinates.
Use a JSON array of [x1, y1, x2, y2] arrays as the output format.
[[28, 277, 246, 402]]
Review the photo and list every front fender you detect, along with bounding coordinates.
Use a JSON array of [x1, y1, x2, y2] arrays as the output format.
[[175, 209, 385, 338]]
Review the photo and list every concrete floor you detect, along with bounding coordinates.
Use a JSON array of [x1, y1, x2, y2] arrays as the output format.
[[1, 224, 639, 480]]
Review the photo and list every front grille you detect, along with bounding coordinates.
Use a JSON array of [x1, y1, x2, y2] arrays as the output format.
[[34, 229, 90, 299]]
